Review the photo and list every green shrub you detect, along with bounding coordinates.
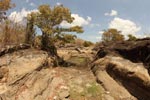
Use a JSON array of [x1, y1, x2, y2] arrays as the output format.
[[102, 28, 125, 42], [128, 34, 137, 41], [83, 41, 93, 47]]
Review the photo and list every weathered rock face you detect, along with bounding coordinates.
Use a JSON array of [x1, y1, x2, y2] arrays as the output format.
[[0, 48, 103, 100], [0, 49, 75, 100], [0, 44, 30, 57], [95, 38, 150, 67], [1, 39, 150, 100], [92, 38, 150, 100], [0, 49, 54, 100], [57, 47, 94, 68], [92, 56, 150, 100]]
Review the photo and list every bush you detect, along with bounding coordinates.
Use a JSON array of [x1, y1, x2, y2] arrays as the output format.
[[83, 41, 93, 47], [128, 34, 137, 41], [102, 28, 125, 42]]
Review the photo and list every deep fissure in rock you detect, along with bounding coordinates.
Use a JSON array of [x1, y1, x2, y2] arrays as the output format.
[[115, 45, 150, 67], [106, 63, 150, 100]]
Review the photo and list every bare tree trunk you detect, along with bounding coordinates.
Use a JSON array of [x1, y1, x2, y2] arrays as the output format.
[[41, 32, 58, 56], [25, 21, 35, 45], [41, 32, 65, 66]]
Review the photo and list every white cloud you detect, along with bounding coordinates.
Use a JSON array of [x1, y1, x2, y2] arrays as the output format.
[[9, 10, 92, 28], [9, 8, 37, 24], [136, 33, 150, 38], [60, 14, 92, 27], [109, 17, 141, 35], [87, 16, 92, 22], [56, 2, 62, 6], [105, 10, 118, 16], [30, 2, 36, 7], [98, 31, 104, 34], [96, 36, 102, 40]]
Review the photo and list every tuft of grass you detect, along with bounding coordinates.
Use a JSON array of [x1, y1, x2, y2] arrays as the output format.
[[69, 82, 102, 100], [68, 56, 90, 66], [87, 82, 102, 97], [83, 41, 93, 47]]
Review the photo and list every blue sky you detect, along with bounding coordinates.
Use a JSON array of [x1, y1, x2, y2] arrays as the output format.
[[8, 0, 150, 42]]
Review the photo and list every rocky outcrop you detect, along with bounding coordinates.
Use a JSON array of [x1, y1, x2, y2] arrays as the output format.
[[57, 47, 94, 67], [0, 49, 54, 100], [0, 48, 103, 100], [0, 49, 77, 100], [92, 38, 150, 100], [92, 56, 150, 100], [95, 38, 150, 66], [0, 44, 30, 57], [1, 38, 150, 100]]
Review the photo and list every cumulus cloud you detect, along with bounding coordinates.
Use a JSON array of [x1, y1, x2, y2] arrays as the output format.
[[98, 31, 104, 34], [9, 8, 37, 24], [9, 10, 92, 28], [56, 2, 62, 6], [96, 36, 102, 40], [30, 2, 36, 7], [109, 17, 141, 35], [60, 14, 92, 27], [105, 10, 118, 16], [87, 16, 92, 22]]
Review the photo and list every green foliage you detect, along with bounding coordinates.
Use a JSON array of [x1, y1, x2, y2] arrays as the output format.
[[83, 41, 93, 47], [68, 56, 90, 67], [128, 34, 137, 41], [87, 83, 102, 97], [69, 82, 102, 100], [27, 4, 83, 56], [102, 28, 125, 42], [56, 33, 77, 43]]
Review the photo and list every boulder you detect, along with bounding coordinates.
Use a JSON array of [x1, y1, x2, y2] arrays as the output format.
[[92, 55, 150, 100]]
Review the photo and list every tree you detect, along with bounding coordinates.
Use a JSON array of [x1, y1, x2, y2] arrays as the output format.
[[27, 4, 83, 57], [0, 0, 15, 22], [26, 13, 36, 45], [83, 41, 93, 47], [57, 33, 77, 43], [128, 34, 137, 41], [102, 28, 124, 42]]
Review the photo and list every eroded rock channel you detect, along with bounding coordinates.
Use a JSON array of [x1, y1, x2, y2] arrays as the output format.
[[0, 39, 150, 100]]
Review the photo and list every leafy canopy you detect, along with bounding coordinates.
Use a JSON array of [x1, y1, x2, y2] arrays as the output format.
[[102, 28, 125, 42], [28, 4, 83, 35], [128, 34, 137, 41], [27, 4, 83, 56]]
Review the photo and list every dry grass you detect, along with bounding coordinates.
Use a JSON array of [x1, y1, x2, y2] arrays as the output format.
[[0, 20, 26, 47]]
